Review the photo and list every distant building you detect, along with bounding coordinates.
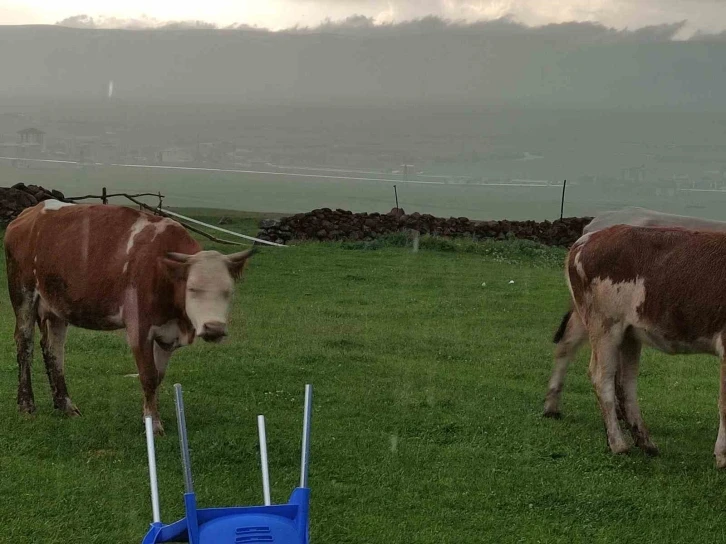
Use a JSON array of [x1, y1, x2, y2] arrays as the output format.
[[160, 147, 194, 164], [621, 165, 646, 182], [17, 127, 46, 153]]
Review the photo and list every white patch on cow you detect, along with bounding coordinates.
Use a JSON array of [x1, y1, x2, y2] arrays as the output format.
[[126, 218, 149, 254], [148, 319, 191, 352], [42, 199, 74, 211], [716, 335, 726, 359], [122, 262, 129, 274], [108, 306, 124, 327], [124, 287, 140, 347], [184, 252, 235, 336], [126, 217, 174, 255], [573, 249, 586, 280], [588, 277, 646, 323], [573, 232, 593, 246]]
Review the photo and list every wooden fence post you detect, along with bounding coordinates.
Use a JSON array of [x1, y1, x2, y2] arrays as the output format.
[[102, 187, 108, 205]]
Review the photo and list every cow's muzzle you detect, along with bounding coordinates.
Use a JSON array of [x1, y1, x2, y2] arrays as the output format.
[[198, 321, 228, 343]]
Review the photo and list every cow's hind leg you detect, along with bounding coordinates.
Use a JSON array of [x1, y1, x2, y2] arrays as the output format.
[[544, 309, 587, 418], [618, 332, 658, 456], [13, 291, 37, 414], [39, 312, 79, 416], [590, 326, 629, 455], [614, 362, 629, 424], [715, 348, 726, 469]]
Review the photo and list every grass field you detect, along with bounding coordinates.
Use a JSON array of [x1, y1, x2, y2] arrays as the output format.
[[2, 219, 726, 543]]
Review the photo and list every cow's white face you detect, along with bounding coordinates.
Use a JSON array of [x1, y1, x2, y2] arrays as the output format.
[[164, 249, 254, 342]]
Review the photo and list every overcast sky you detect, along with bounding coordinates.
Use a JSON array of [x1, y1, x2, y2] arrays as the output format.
[[2, 0, 726, 37]]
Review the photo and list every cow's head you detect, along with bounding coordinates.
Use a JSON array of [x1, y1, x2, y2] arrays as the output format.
[[162, 249, 255, 342]]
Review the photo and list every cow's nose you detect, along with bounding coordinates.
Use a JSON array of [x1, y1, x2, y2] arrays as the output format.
[[199, 321, 227, 343]]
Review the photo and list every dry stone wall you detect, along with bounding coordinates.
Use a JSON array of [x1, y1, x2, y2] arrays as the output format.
[[0, 183, 66, 227], [257, 207, 592, 247]]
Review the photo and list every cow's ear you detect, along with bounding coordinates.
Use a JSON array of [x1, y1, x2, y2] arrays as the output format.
[[225, 248, 256, 280], [160, 252, 191, 280]]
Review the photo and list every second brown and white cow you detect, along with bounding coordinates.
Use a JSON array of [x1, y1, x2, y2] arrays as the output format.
[[556, 223, 726, 467], [544, 208, 726, 420], [5, 200, 255, 434]]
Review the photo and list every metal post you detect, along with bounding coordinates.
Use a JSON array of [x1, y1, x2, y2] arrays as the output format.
[[300, 384, 313, 489], [144, 416, 162, 524], [560, 179, 567, 221], [174, 384, 194, 494], [258, 415, 272, 506]]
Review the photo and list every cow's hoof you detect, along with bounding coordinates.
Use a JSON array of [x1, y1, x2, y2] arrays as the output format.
[[543, 409, 562, 419], [55, 398, 81, 417], [153, 422, 165, 437], [18, 401, 36, 415], [640, 443, 660, 457], [65, 405, 82, 418], [715, 454, 726, 470], [609, 440, 630, 455]]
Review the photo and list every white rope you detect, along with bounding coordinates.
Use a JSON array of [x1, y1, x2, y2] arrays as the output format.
[[161, 209, 286, 247]]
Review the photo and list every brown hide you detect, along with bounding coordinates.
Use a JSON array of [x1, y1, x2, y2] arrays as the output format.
[[3, 201, 240, 435], [569, 225, 726, 348], [6, 202, 200, 334]]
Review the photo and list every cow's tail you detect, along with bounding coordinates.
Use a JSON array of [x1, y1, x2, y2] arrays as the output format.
[[553, 309, 573, 344]]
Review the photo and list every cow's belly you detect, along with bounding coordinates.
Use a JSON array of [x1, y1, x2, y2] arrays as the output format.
[[38, 292, 124, 331], [632, 325, 718, 356]]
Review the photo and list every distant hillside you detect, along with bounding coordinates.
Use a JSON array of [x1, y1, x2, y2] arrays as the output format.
[[1, 23, 726, 110]]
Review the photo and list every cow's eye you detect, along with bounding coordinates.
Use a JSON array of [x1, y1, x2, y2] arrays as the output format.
[[189, 287, 202, 295]]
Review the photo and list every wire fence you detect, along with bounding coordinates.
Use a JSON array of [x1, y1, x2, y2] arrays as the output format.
[[64, 188, 284, 247]]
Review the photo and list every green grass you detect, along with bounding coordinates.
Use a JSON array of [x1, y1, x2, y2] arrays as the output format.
[[2, 224, 726, 543]]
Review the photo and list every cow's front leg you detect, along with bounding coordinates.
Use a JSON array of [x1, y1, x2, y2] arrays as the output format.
[[715, 351, 726, 469], [13, 291, 38, 414], [133, 340, 164, 436], [39, 313, 79, 416]]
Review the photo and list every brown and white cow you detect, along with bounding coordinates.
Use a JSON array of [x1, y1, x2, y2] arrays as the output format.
[[5, 200, 254, 434], [544, 208, 726, 420], [551, 223, 726, 467]]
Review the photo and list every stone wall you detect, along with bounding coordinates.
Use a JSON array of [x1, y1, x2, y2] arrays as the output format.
[[257, 207, 591, 247], [0, 183, 66, 227]]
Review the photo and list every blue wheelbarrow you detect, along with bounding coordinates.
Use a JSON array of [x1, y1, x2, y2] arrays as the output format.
[[141, 383, 313, 544]]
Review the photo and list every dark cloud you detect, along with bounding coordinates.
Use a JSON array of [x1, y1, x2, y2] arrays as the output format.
[[53, 12, 696, 46], [0, 12, 717, 110], [287, 15, 690, 44], [55, 14, 223, 30]]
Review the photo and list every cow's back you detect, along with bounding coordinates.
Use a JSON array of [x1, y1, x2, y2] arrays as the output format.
[[583, 207, 726, 236]]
